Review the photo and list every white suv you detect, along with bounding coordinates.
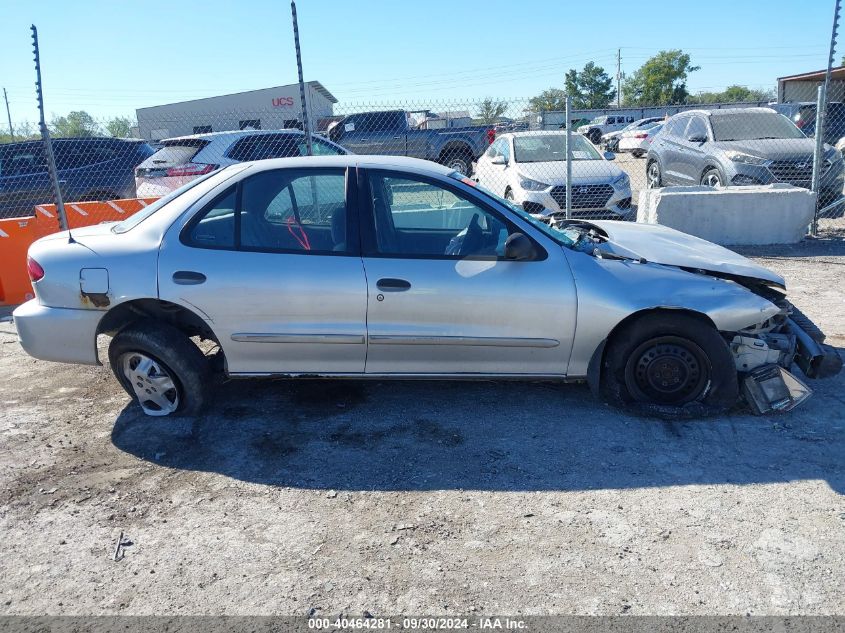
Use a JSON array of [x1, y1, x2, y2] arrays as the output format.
[[135, 129, 347, 197], [577, 114, 636, 145]]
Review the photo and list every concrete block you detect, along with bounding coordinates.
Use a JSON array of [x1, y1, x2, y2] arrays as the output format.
[[636, 184, 816, 246]]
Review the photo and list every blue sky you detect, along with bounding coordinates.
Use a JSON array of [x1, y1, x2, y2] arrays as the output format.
[[0, 0, 836, 123]]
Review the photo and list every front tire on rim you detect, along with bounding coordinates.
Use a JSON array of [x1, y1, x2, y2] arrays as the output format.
[[600, 313, 738, 416], [701, 168, 724, 187], [646, 161, 662, 188], [442, 151, 474, 176], [109, 322, 210, 417]]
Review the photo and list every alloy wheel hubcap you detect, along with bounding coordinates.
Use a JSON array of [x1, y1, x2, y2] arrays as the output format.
[[704, 173, 722, 186], [120, 352, 179, 416], [648, 164, 659, 187]]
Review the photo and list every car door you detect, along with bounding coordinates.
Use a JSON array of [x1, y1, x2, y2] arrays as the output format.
[[677, 116, 710, 184], [158, 166, 368, 375], [359, 168, 577, 376], [658, 116, 690, 185]]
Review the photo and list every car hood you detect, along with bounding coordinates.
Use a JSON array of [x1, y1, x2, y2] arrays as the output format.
[[589, 220, 785, 287], [714, 137, 824, 160], [516, 160, 622, 185]]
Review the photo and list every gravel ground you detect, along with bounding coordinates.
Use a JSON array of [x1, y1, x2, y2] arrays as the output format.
[[0, 238, 843, 616]]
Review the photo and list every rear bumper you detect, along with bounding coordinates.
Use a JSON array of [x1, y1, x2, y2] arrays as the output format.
[[12, 300, 101, 365]]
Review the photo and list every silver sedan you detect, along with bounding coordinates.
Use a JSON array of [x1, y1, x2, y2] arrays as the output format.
[[13, 156, 841, 417]]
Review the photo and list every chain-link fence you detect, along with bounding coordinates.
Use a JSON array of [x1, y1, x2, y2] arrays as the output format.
[[1, 96, 844, 234]]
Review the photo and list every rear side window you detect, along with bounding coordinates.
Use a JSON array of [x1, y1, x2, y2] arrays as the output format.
[[138, 141, 208, 169]]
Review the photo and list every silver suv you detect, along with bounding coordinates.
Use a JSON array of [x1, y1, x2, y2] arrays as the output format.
[[646, 107, 844, 206]]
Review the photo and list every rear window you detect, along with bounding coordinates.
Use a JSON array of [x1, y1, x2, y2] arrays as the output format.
[[138, 140, 209, 168]]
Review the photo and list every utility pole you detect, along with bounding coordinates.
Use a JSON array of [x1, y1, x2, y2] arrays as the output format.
[[3, 88, 13, 140], [291, 0, 313, 156], [616, 48, 622, 108]]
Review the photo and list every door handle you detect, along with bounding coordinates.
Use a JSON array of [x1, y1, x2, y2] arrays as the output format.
[[376, 278, 411, 291], [172, 270, 206, 285], [393, 136, 401, 140]]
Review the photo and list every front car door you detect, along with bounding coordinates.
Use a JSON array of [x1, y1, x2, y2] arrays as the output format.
[[473, 137, 511, 195], [358, 168, 577, 376], [158, 166, 367, 375]]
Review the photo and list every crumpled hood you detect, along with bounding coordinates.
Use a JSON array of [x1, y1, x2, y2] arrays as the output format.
[[589, 220, 785, 287]]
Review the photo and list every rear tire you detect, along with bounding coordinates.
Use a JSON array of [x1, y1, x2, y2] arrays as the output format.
[[440, 149, 474, 176], [701, 168, 724, 187], [646, 160, 662, 188], [600, 313, 738, 417], [108, 322, 210, 417]]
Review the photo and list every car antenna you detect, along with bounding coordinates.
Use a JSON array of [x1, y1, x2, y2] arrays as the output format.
[[31, 25, 73, 243]]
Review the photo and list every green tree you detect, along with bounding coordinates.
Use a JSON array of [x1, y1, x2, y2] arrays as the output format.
[[477, 98, 508, 124], [564, 62, 616, 109], [105, 116, 134, 138], [689, 85, 775, 104], [50, 110, 100, 137], [622, 50, 700, 106], [528, 88, 568, 112]]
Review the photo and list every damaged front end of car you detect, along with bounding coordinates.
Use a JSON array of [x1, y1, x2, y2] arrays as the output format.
[[723, 278, 842, 414]]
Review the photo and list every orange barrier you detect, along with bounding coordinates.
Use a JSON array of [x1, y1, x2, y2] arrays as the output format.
[[0, 198, 159, 307]]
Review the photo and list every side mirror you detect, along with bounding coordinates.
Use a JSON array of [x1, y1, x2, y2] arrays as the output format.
[[688, 135, 707, 144], [491, 155, 507, 165], [603, 151, 616, 161], [504, 232, 536, 261], [328, 125, 342, 142]]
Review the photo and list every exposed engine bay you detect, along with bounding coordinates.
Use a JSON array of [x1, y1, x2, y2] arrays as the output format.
[[548, 219, 844, 414]]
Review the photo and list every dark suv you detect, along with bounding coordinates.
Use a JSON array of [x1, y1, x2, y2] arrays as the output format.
[[0, 137, 154, 219], [768, 102, 845, 145], [646, 108, 844, 206]]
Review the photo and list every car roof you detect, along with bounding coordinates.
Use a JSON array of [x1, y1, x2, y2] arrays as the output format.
[[677, 107, 781, 118], [232, 154, 455, 175], [162, 128, 314, 143]]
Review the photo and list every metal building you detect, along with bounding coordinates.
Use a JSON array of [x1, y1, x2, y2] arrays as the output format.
[[135, 81, 337, 141], [778, 67, 845, 103]]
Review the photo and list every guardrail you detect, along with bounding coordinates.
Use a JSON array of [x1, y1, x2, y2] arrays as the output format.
[[0, 198, 158, 307]]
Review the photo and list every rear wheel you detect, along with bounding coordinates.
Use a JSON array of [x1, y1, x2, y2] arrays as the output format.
[[646, 160, 662, 188], [701, 168, 724, 187], [440, 149, 474, 176], [601, 313, 738, 416], [108, 322, 210, 417]]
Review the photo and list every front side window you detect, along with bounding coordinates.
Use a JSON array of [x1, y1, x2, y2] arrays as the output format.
[[185, 187, 236, 248], [367, 172, 521, 259]]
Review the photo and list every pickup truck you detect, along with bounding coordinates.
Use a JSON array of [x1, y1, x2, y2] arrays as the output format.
[[327, 110, 494, 175]]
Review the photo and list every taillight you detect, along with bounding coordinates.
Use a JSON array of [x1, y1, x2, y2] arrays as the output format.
[[165, 163, 218, 177], [634, 133, 648, 139], [486, 129, 496, 145], [27, 257, 44, 283]]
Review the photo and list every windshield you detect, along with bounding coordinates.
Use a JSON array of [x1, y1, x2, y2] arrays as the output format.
[[111, 169, 223, 233], [448, 172, 571, 246], [711, 112, 806, 141], [513, 134, 601, 163]]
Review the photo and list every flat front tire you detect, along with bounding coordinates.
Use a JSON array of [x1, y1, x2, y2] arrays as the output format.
[[601, 313, 739, 416], [108, 322, 210, 417]]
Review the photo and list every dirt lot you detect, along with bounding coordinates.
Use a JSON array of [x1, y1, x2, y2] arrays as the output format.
[[1, 237, 844, 616]]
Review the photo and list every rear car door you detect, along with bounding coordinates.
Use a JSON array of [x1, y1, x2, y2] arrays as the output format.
[[658, 116, 690, 185], [677, 116, 710, 183], [158, 166, 368, 375], [359, 168, 577, 376]]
